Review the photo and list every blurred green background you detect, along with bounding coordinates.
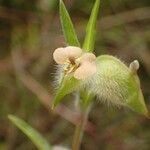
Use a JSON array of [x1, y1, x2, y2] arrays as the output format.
[[0, 0, 150, 149]]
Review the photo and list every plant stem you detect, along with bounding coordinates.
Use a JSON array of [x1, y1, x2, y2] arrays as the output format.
[[72, 107, 89, 150]]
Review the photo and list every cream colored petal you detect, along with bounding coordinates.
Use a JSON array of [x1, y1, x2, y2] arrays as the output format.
[[53, 47, 69, 64], [65, 46, 82, 59], [80, 53, 96, 63], [74, 61, 96, 80]]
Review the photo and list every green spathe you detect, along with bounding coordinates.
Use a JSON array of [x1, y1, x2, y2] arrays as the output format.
[[52, 75, 81, 109], [87, 55, 148, 116]]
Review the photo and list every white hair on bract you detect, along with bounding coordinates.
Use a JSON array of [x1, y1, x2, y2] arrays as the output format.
[[53, 64, 64, 90], [83, 56, 129, 107], [82, 55, 148, 116]]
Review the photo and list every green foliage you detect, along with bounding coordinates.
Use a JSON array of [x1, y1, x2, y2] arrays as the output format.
[[83, 0, 100, 52], [59, 0, 80, 47], [52, 0, 149, 116], [8, 115, 51, 150], [52, 0, 83, 109], [52, 0, 101, 109], [88, 55, 148, 116], [52, 76, 81, 109]]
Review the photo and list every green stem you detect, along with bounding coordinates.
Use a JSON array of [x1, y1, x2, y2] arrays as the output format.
[[72, 107, 90, 150]]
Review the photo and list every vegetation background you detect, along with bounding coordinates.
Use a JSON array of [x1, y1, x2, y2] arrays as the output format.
[[0, 0, 150, 149]]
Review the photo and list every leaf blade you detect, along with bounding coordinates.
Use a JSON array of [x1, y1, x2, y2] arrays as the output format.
[[8, 115, 51, 150], [60, 0, 80, 46], [52, 76, 81, 109], [83, 0, 100, 52], [52, 0, 81, 109]]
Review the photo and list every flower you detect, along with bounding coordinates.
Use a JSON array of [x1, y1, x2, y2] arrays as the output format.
[[53, 46, 96, 80]]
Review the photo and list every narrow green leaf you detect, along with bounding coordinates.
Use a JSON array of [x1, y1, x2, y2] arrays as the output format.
[[83, 0, 100, 52], [60, 0, 80, 46], [52, 76, 81, 109], [8, 115, 51, 150], [51, 0, 81, 109]]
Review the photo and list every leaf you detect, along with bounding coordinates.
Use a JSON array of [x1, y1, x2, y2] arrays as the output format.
[[86, 55, 149, 116], [52, 76, 81, 109], [60, 0, 80, 46], [52, 0, 81, 108], [8, 115, 51, 150], [52, 0, 101, 109], [83, 0, 100, 52]]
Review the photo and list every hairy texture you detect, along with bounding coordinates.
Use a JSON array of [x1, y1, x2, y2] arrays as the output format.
[[84, 55, 148, 115], [53, 65, 64, 89]]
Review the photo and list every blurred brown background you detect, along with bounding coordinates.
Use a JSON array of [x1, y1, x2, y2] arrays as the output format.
[[0, 0, 150, 149]]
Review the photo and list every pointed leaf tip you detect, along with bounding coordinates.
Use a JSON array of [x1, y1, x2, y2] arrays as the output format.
[[59, 0, 80, 46], [83, 0, 100, 52]]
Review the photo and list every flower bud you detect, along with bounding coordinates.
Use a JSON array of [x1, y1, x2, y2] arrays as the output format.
[[129, 60, 139, 74]]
